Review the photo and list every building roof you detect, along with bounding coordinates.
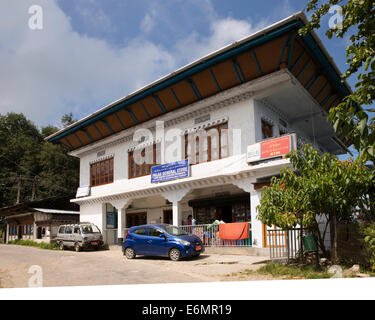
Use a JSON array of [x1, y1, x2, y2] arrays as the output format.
[[0, 194, 79, 217], [46, 12, 351, 152], [32, 208, 80, 215]]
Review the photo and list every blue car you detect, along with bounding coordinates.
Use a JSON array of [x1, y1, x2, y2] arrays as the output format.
[[122, 224, 204, 261]]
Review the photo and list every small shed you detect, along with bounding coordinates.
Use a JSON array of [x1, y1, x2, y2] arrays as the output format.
[[0, 195, 79, 244]]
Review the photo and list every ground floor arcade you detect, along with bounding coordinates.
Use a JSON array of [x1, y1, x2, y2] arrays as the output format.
[[77, 175, 273, 251]]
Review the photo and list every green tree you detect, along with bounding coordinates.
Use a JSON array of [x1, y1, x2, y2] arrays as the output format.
[[61, 113, 76, 128], [0, 113, 79, 207], [41, 125, 59, 139], [257, 145, 372, 261], [37, 142, 79, 199], [0, 113, 42, 205], [300, 0, 375, 164]]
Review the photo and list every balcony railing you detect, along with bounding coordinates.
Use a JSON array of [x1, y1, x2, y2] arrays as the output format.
[[179, 222, 252, 247]]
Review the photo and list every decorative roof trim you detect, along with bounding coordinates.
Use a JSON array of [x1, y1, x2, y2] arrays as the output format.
[[89, 154, 114, 165]]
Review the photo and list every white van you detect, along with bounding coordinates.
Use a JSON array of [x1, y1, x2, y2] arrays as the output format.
[[56, 223, 104, 252]]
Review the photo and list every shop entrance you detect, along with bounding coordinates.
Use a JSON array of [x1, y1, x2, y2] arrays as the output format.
[[126, 212, 147, 228], [188, 194, 250, 225], [221, 205, 232, 223], [163, 210, 173, 224]]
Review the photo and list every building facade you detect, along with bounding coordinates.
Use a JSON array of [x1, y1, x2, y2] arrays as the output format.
[[1, 195, 79, 244], [46, 13, 350, 252]]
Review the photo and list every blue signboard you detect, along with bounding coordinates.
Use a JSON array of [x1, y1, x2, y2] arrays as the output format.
[[151, 159, 190, 184]]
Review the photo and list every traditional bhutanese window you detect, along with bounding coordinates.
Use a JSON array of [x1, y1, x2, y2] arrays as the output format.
[[184, 122, 229, 164], [90, 158, 114, 187], [261, 119, 274, 140], [128, 144, 161, 179]]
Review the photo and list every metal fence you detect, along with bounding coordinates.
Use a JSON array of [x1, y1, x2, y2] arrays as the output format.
[[179, 223, 252, 247], [267, 227, 306, 262]]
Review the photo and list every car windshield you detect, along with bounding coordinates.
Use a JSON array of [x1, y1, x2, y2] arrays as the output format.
[[159, 225, 188, 236], [81, 225, 100, 234]]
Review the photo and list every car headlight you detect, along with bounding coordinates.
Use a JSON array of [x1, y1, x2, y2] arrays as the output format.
[[176, 239, 190, 246]]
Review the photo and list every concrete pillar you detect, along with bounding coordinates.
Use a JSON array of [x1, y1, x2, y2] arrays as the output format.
[[6, 223, 9, 244], [172, 201, 182, 226], [117, 207, 126, 245], [161, 188, 190, 227], [33, 222, 37, 240], [110, 199, 130, 246], [250, 189, 263, 248]]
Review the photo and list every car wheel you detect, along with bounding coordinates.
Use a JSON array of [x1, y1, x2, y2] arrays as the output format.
[[59, 242, 65, 251], [93, 246, 100, 251], [125, 247, 136, 259], [74, 243, 81, 252], [169, 248, 181, 261]]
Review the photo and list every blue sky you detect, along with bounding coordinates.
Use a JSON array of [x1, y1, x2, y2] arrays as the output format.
[[0, 0, 357, 158]]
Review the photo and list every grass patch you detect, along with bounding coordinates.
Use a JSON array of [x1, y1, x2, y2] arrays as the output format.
[[256, 263, 331, 280], [7, 240, 59, 251]]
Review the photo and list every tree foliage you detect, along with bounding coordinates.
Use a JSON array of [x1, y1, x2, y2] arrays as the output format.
[[300, 0, 375, 163], [257, 145, 373, 258], [361, 222, 375, 270], [0, 113, 79, 207]]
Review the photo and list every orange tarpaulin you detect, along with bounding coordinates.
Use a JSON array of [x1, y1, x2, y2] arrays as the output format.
[[219, 222, 249, 240]]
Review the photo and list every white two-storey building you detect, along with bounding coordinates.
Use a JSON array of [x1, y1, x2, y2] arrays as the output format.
[[47, 12, 350, 254]]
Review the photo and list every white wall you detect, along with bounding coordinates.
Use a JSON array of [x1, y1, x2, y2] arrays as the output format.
[[80, 202, 105, 232], [250, 190, 263, 248]]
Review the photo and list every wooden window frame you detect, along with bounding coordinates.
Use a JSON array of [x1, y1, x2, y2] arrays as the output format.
[[261, 119, 274, 140], [90, 157, 114, 187], [128, 144, 160, 179], [184, 122, 229, 165]]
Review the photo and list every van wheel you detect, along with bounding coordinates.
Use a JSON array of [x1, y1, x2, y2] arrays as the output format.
[[169, 248, 181, 261], [59, 242, 65, 251], [125, 247, 136, 259], [74, 243, 81, 252]]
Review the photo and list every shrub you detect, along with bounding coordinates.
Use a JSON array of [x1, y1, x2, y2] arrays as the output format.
[[361, 222, 375, 271], [7, 239, 59, 250]]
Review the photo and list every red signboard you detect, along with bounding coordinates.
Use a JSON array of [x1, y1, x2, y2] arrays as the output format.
[[261, 136, 291, 159]]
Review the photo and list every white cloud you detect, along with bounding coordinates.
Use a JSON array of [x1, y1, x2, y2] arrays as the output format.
[[0, 0, 296, 127], [173, 17, 269, 66], [0, 0, 175, 126], [140, 8, 158, 35]]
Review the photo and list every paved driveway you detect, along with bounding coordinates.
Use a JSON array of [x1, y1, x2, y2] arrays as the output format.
[[0, 245, 269, 288]]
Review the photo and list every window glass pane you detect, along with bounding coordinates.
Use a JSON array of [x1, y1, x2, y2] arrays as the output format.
[[91, 167, 96, 186], [133, 227, 147, 236], [145, 146, 153, 165], [109, 160, 113, 182], [220, 128, 229, 158], [149, 228, 163, 237], [262, 120, 273, 139], [96, 167, 100, 185], [101, 166, 105, 184]]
